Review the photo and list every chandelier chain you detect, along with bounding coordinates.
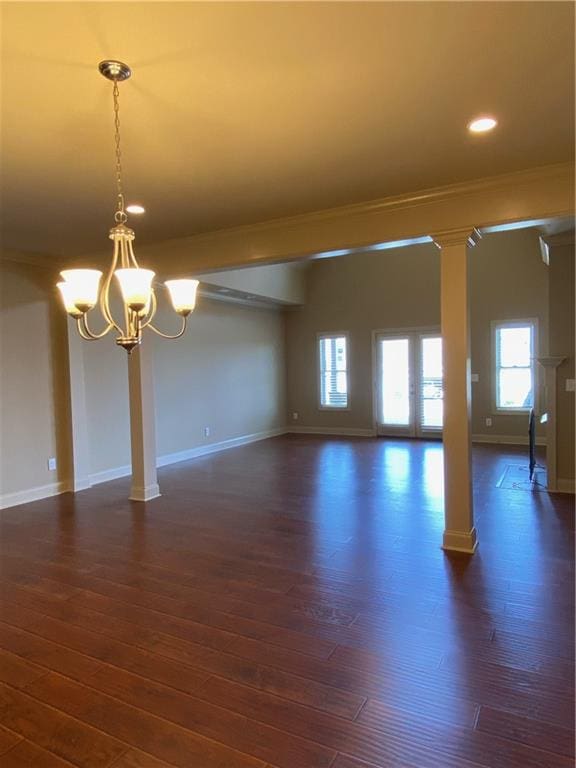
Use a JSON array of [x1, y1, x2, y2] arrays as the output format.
[[112, 80, 127, 223]]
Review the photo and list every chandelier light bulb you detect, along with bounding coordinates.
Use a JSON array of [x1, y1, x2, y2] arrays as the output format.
[[59, 269, 102, 313], [57, 282, 85, 318], [115, 268, 156, 313], [126, 204, 145, 214], [165, 279, 200, 316]]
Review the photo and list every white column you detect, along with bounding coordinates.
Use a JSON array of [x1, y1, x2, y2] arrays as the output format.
[[538, 357, 565, 492], [127, 338, 160, 501], [433, 228, 481, 554], [66, 317, 91, 491]]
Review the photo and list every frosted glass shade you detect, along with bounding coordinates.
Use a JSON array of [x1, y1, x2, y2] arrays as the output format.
[[165, 279, 199, 316], [57, 282, 84, 318], [59, 269, 102, 312], [115, 268, 155, 312]]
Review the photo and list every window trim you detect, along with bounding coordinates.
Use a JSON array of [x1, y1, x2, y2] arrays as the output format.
[[492, 318, 538, 414], [317, 331, 350, 410]]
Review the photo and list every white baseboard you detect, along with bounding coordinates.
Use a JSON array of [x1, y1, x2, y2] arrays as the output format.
[[0, 480, 71, 511], [90, 427, 289, 485], [89, 464, 132, 486], [155, 427, 287, 469], [1, 428, 287, 510], [288, 426, 377, 437], [556, 478, 575, 494], [288, 428, 545, 445], [472, 433, 547, 447]]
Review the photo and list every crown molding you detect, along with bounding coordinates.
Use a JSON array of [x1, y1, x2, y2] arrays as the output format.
[[155, 162, 573, 249], [4, 162, 572, 275], [0, 249, 65, 270], [127, 161, 573, 273]]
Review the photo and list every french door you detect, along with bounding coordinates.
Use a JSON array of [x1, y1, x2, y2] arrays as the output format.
[[375, 330, 443, 438]]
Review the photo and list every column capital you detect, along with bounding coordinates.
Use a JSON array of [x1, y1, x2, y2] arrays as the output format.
[[537, 355, 566, 368], [540, 230, 575, 248], [432, 227, 482, 249]]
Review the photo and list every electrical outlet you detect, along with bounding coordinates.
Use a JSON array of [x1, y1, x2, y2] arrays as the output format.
[[292, 412, 299, 421], [204, 427, 210, 438], [566, 379, 576, 392], [47, 457, 57, 471], [485, 418, 492, 427]]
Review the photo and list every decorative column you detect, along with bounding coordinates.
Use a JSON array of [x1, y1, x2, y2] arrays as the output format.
[[66, 317, 91, 492], [127, 338, 160, 501], [433, 228, 481, 554], [542, 230, 575, 493], [538, 357, 566, 492]]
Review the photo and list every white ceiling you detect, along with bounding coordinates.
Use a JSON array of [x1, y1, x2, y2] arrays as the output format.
[[1, 1, 574, 258]]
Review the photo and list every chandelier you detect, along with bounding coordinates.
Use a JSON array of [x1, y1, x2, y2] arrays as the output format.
[[57, 60, 199, 353]]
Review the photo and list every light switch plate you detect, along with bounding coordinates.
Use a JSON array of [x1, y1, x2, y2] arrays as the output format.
[[471, 373, 479, 383], [566, 379, 576, 392]]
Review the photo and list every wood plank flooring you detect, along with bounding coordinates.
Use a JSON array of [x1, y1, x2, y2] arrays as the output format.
[[0, 436, 573, 767]]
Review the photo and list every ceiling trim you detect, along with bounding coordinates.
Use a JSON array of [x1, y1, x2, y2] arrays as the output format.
[[128, 161, 573, 274], [0, 249, 65, 270], [181, 162, 573, 245]]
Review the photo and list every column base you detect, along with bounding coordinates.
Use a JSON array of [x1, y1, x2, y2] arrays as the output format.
[[442, 527, 478, 554], [129, 483, 161, 502]]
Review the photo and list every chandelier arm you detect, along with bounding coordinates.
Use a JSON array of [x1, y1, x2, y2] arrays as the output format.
[[76, 316, 102, 341], [80, 314, 115, 340], [146, 316, 187, 340], [98, 237, 124, 335], [127, 237, 139, 268], [139, 290, 158, 329]]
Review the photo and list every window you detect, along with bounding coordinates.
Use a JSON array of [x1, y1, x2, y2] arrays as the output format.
[[494, 321, 536, 411], [319, 334, 348, 408]]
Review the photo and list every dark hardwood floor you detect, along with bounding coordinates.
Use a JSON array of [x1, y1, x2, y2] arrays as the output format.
[[0, 435, 573, 768]]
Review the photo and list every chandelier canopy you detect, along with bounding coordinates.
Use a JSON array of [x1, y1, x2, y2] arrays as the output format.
[[57, 60, 199, 353]]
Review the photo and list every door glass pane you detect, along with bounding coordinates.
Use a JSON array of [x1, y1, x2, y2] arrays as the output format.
[[381, 338, 410, 425], [421, 337, 443, 429]]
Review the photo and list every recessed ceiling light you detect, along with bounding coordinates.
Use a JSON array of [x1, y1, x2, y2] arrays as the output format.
[[468, 116, 497, 134], [126, 204, 145, 214]]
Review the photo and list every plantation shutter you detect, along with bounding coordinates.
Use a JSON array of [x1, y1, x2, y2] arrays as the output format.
[[319, 335, 348, 408]]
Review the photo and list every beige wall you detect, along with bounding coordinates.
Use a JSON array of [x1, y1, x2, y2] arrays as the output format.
[[548, 241, 575, 482], [470, 229, 548, 437], [286, 241, 440, 431], [0, 262, 286, 503], [0, 261, 71, 499], [286, 228, 549, 438], [152, 298, 286, 458], [80, 295, 287, 476]]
